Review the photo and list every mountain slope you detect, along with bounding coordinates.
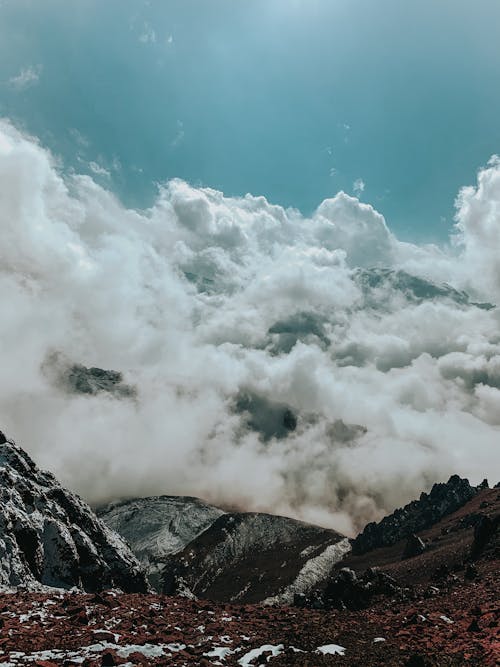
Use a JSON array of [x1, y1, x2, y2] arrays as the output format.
[[161, 511, 350, 603], [0, 434, 148, 592], [98, 496, 225, 589]]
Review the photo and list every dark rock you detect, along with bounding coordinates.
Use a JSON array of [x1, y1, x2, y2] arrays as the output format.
[[309, 566, 404, 611], [101, 651, 118, 666], [353, 475, 479, 554], [464, 564, 479, 580], [467, 618, 481, 633], [42, 353, 136, 399], [402, 534, 426, 560], [406, 655, 432, 667], [470, 514, 499, 559]]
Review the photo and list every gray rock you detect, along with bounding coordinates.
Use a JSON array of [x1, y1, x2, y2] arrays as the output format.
[[0, 437, 148, 592]]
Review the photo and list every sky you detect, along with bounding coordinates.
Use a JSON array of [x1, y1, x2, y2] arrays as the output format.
[[1, 0, 500, 241], [1, 2, 500, 533]]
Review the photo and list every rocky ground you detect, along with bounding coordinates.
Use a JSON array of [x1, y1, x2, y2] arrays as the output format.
[[0, 555, 497, 666], [1, 438, 499, 665]]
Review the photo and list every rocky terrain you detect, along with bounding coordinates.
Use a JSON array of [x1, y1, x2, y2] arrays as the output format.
[[0, 431, 498, 665], [0, 434, 147, 593]]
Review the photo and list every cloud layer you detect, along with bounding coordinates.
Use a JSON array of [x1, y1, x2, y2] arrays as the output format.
[[1, 120, 500, 536]]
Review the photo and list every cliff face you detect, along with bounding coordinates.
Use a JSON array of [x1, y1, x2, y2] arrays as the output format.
[[0, 438, 148, 592]]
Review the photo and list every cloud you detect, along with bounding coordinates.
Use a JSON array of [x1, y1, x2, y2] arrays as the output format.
[[353, 178, 365, 196], [88, 161, 111, 178], [0, 119, 500, 536], [139, 22, 156, 44], [9, 64, 42, 90], [171, 120, 185, 148]]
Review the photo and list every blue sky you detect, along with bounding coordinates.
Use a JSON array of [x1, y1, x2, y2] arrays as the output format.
[[1, 0, 500, 241]]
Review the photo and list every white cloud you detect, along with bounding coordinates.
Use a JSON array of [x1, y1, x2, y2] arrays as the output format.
[[353, 178, 365, 196], [171, 120, 185, 148], [9, 64, 42, 90], [88, 161, 111, 178], [139, 22, 156, 43], [0, 119, 499, 537]]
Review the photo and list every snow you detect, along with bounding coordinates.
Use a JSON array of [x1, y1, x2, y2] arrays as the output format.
[[440, 615, 454, 624], [205, 646, 234, 659], [316, 644, 346, 656], [264, 538, 352, 605], [5, 641, 187, 663], [238, 644, 284, 666]]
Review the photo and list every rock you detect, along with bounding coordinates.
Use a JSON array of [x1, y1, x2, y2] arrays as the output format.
[[101, 651, 118, 666], [353, 475, 479, 554], [470, 514, 499, 559], [406, 655, 431, 667], [402, 534, 426, 559], [42, 353, 136, 399], [464, 564, 479, 580], [309, 566, 403, 611], [0, 439, 148, 592]]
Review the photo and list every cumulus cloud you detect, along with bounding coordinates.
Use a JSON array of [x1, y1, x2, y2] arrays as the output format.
[[9, 64, 42, 90], [1, 119, 500, 536]]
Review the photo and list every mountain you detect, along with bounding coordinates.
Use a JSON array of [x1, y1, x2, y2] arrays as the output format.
[[98, 496, 225, 589], [352, 474, 482, 554], [0, 433, 148, 592], [161, 511, 350, 603], [0, 483, 498, 665], [99, 498, 350, 601], [297, 477, 499, 612]]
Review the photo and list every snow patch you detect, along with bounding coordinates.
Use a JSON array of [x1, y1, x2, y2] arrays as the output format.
[[264, 538, 352, 605]]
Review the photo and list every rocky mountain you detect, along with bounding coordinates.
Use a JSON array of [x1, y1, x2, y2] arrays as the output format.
[[1, 431, 498, 664], [299, 478, 499, 614], [0, 432, 148, 592], [0, 483, 498, 665], [352, 474, 482, 554], [98, 496, 225, 589], [161, 511, 349, 603], [100, 498, 350, 602]]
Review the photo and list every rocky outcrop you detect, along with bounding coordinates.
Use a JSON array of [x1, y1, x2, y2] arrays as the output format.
[[42, 353, 136, 398], [0, 437, 148, 592], [295, 566, 408, 611], [353, 475, 480, 555]]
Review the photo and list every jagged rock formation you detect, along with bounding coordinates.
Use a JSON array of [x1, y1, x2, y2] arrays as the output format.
[[0, 438, 148, 592], [42, 352, 136, 398], [98, 496, 225, 589], [353, 475, 480, 554], [64, 364, 136, 398], [161, 511, 350, 603]]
